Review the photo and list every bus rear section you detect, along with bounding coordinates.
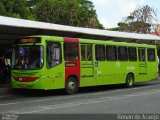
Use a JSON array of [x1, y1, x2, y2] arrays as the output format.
[[79, 40, 158, 89]]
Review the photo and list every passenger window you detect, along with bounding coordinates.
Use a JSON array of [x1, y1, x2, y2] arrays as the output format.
[[64, 43, 78, 60], [148, 49, 155, 61], [106, 46, 117, 61], [47, 42, 61, 68], [118, 47, 128, 61], [138, 48, 146, 62], [81, 45, 85, 61], [81, 44, 92, 61], [95, 45, 105, 61], [87, 45, 92, 61], [128, 47, 137, 61]]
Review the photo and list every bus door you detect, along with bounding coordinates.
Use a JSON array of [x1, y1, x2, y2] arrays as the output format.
[[80, 44, 94, 77], [64, 38, 80, 87], [138, 48, 147, 75], [45, 41, 65, 90]]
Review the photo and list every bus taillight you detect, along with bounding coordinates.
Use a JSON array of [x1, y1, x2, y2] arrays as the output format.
[[14, 77, 38, 82]]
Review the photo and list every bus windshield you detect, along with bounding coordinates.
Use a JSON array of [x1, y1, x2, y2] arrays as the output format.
[[12, 46, 43, 70]]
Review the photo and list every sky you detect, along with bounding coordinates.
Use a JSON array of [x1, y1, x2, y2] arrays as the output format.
[[90, 0, 160, 29]]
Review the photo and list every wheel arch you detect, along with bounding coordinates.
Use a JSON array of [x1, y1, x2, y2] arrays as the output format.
[[65, 74, 79, 94], [126, 72, 135, 80], [125, 72, 135, 88]]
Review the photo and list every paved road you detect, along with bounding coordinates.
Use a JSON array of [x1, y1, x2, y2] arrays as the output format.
[[0, 81, 160, 119]]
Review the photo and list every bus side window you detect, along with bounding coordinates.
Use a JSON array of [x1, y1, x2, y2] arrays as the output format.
[[138, 48, 145, 62], [64, 43, 78, 61], [148, 48, 155, 61], [81, 45, 85, 61], [87, 45, 92, 61], [47, 42, 61, 68], [95, 45, 105, 61], [118, 47, 128, 61], [128, 47, 137, 61], [106, 46, 117, 61], [81, 44, 92, 61]]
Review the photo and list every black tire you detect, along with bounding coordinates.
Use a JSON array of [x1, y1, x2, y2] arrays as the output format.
[[66, 77, 78, 95], [126, 74, 134, 88]]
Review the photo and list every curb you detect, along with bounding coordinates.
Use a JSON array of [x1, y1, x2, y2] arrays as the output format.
[[0, 87, 12, 96]]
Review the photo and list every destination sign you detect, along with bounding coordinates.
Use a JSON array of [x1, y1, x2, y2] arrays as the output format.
[[16, 37, 41, 44]]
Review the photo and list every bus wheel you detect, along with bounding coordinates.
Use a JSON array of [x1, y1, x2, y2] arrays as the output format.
[[66, 77, 78, 95], [126, 74, 134, 88]]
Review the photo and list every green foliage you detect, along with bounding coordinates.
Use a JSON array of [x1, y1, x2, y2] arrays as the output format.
[[0, 0, 34, 19], [0, 0, 103, 29], [109, 5, 157, 34], [32, 0, 104, 29]]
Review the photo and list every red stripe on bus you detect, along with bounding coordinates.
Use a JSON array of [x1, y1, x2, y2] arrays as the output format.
[[64, 37, 79, 43], [64, 37, 80, 88]]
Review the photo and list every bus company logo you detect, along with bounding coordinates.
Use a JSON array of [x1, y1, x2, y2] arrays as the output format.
[[127, 66, 135, 70], [97, 71, 102, 75], [116, 62, 120, 67], [95, 61, 99, 67]]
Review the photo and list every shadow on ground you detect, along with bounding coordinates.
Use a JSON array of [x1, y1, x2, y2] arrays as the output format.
[[7, 80, 160, 98]]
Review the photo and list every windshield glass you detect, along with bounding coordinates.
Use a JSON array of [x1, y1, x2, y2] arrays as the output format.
[[12, 46, 43, 70]]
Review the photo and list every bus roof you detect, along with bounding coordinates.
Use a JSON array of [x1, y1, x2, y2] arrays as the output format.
[[30, 35, 156, 48], [0, 16, 160, 44], [79, 38, 156, 48]]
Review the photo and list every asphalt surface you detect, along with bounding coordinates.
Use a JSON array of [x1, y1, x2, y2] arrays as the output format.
[[0, 80, 160, 120]]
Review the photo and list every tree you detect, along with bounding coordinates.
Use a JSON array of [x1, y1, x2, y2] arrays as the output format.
[[0, 0, 34, 19], [109, 5, 159, 34], [32, 0, 104, 29], [0, 0, 104, 29]]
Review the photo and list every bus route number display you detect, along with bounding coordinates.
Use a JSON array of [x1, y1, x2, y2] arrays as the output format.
[[17, 38, 41, 44]]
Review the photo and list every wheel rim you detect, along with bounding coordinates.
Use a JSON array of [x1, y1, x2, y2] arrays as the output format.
[[68, 81, 75, 92], [128, 76, 133, 86]]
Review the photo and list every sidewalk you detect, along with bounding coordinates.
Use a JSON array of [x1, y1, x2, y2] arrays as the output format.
[[0, 85, 12, 96]]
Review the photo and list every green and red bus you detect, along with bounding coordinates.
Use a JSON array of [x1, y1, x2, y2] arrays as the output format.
[[11, 35, 158, 94]]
